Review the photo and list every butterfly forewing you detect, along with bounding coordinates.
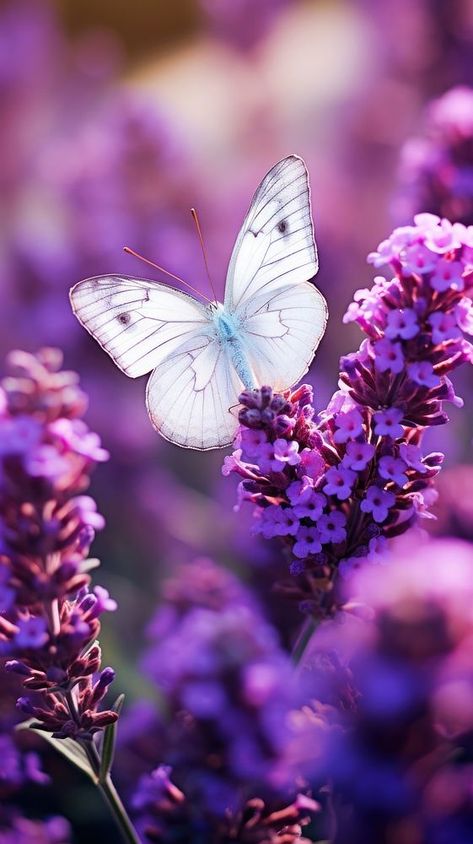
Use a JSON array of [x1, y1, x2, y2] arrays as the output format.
[[224, 156, 319, 313], [224, 155, 327, 394], [69, 276, 211, 378]]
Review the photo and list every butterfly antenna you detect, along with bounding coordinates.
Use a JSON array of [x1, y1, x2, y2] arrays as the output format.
[[190, 208, 218, 303], [123, 246, 213, 304]]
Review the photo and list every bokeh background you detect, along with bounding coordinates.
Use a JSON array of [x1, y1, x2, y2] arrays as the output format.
[[2, 0, 473, 839]]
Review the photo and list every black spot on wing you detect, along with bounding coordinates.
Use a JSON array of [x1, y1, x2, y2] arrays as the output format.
[[117, 312, 131, 326], [277, 219, 288, 234]]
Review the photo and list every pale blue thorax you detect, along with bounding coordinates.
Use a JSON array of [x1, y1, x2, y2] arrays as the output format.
[[212, 303, 257, 390]]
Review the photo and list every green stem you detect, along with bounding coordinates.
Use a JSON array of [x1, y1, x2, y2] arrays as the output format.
[[83, 742, 141, 844], [291, 616, 316, 665]]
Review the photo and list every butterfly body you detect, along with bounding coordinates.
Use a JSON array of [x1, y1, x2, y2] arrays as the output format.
[[70, 155, 327, 450], [211, 303, 257, 390]]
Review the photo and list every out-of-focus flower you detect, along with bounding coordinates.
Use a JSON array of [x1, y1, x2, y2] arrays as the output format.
[[199, 0, 290, 52], [0, 349, 117, 742], [224, 214, 473, 616], [131, 558, 319, 841], [0, 668, 72, 844], [297, 537, 473, 844], [396, 87, 473, 226]]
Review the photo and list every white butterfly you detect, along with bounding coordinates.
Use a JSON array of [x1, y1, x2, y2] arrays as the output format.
[[69, 155, 327, 450]]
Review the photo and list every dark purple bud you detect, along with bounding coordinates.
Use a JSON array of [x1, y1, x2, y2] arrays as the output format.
[[260, 385, 273, 407], [46, 666, 68, 684], [5, 659, 30, 676], [56, 560, 78, 582], [76, 525, 95, 552], [239, 389, 261, 409], [260, 408, 275, 425], [290, 560, 306, 576], [238, 408, 262, 428], [79, 594, 97, 614], [17, 696, 34, 714], [270, 395, 291, 414], [274, 415, 294, 436]]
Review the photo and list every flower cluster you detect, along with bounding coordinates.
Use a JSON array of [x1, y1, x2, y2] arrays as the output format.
[[297, 538, 473, 844], [396, 87, 473, 226], [132, 558, 319, 841], [0, 349, 117, 741], [224, 214, 473, 615], [133, 765, 317, 844]]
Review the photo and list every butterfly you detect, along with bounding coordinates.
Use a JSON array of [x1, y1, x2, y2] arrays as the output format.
[[69, 155, 327, 450]]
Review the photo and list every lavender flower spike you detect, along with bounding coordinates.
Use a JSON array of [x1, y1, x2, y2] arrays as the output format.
[[0, 350, 139, 843], [224, 214, 473, 617]]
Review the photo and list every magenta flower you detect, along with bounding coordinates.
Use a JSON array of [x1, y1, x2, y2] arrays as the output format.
[[430, 258, 464, 292], [373, 338, 404, 373], [323, 466, 357, 500], [333, 408, 364, 443], [342, 440, 375, 471]]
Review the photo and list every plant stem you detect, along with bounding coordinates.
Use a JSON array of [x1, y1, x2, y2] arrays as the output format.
[[291, 616, 316, 665], [83, 741, 141, 844]]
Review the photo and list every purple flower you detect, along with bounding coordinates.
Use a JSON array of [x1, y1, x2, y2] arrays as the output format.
[[428, 310, 461, 344], [342, 441, 375, 471], [430, 258, 464, 292], [399, 443, 427, 473], [258, 505, 299, 538], [401, 242, 437, 274], [324, 465, 357, 500], [333, 408, 364, 443], [423, 218, 462, 254], [287, 478, 314, 506], [407, 361, 440, 387], [273, 437, 301, 467], [373, 338, 404, 374], [360, 486, 396, 523], [139, 559, 306, 824], [293, 491, 326, 521], [299, 538, 473, 844], [293, 526, 323, 559], [385, 308, 419, 340], [378, 456, 408, 487], [318, 510, 347, 545], [373, 408, 404, 438], [240, 427, 268, 457], [0, 350, 119, 744], [14, 617, 48, 649], [455, 298, 473, 334]]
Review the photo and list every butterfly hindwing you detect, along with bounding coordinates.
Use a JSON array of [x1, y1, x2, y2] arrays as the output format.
[[146, 338, 242, 449]]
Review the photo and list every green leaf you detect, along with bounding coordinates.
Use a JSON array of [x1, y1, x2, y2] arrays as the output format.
[[99, 693, 125, 784], [16, 719, 98, 783]]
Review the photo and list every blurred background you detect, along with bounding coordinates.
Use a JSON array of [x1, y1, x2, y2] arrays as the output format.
[[2, 0, 473, 838]]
